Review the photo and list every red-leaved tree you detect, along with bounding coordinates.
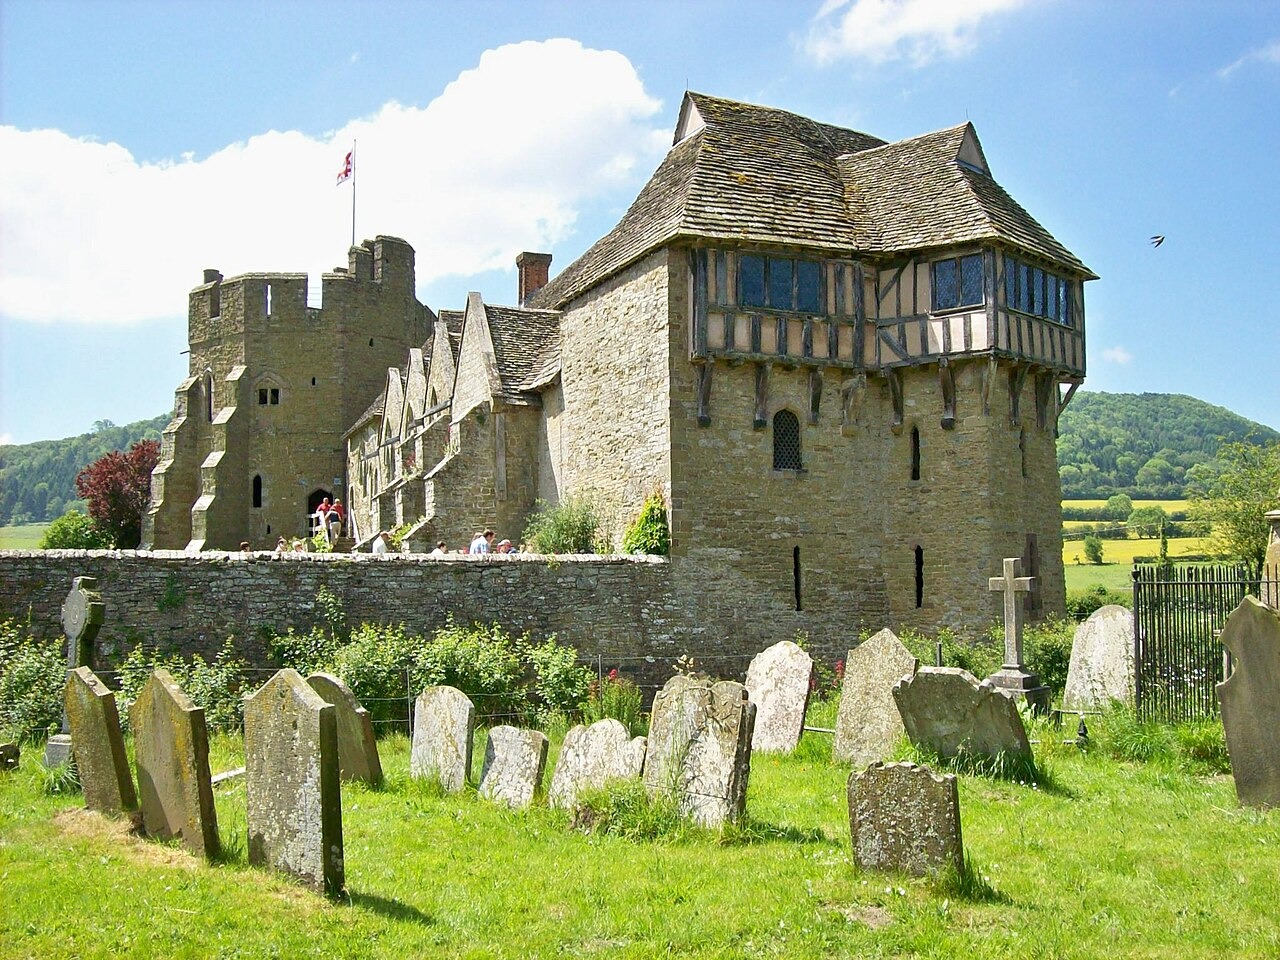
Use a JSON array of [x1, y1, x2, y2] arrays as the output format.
[[74, 439, 159, 548]]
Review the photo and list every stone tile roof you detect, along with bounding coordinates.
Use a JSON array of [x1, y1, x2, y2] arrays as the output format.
[[438, 310, 465, 354], [532, 92, 1093, 309], [343, 393, 385, 441], [483, 303, 562, 401]]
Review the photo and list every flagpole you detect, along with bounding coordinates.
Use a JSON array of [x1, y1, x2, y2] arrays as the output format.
[[350, 140, 357, 248]]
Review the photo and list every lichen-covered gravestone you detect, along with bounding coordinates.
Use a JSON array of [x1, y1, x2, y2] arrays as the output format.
[[1217, 596, 1280, 808], [306, 672, 383, 786], [131, 669, 220, 859], [1062, 605, 1135, 710], [643, 675, 755, 828], [244, 669, 344, 896], [833, 628, 919, 767], [548, 718, 647, 810], [46, 576, 105, 768], [848, 761, 963, 876], [892, 667, 1031, 762], [65, 667, 136, 814], [410, 686, 475, 793], [744, 640, 813, 753], [478, 726, 548, 809]]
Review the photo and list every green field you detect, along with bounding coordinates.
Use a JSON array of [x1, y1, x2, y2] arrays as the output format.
[[1063, 498, 1191, 513], [0, 523, 49, 550]]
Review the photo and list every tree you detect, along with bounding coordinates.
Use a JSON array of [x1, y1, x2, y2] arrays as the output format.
[[1127, 505, 1168, 539], [1103, 494, 1133, 520], [1083, 534, 1104, 565], [1191, 439, 1280, 578], [39, 509, 112, 549], [74, 439, 159, 548]]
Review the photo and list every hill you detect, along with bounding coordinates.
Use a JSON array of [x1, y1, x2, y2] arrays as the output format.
[[1057, 391, 1279, 499], [0, 415, 169, 525]]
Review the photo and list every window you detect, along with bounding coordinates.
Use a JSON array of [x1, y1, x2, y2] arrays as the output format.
[[773, 410, 802, 470], [796, 260, 822, 313], [270, 388, 279, 405], [910, 427, 921, 481], [739, 255, 765, 307], [252, 475, 263, 508], [204, 373, 214, 422], [1004, 254, 1073, 326], [258, 389, 268, 406], [914, 546, 924, 608], [736, 254, 825, 312], [258, 387, 280, 405], [931, 254, 984, 311], [793, 546, 802, 611]]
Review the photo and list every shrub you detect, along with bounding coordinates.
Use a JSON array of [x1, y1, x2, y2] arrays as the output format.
[[39, 509, 111, 550], [901, 628, 1001, 680], [522, 495, 601, 554], [524, 637, 592, 725], [622, 491, 670, 556], [1066, 584, 1130, 622], [581, 670, 646, 736], [415, 620, 528, 723], [1022, 619, 1074, 698], [264, 625, 339, 673], [1083, 534, 1104, 565], [0, 620, 64, 742], [330, 623, 419, 727], [116, 639, 249, 735]]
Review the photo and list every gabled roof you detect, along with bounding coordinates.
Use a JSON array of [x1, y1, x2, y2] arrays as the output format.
[[484, 304, 561, 400], [532, 91, 1093, 309], [438, 310, 465, 354]]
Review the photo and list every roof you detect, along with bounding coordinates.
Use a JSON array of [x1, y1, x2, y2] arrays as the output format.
[[438, 309, 465, 354], [532, 92, 1093, 309], [484, 303, 562, 400]]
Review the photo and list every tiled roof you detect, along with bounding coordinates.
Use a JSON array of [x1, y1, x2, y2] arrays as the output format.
[[438, 310, 465, 354], [483, 303, 562, 401], [342, 393, 385, 440], [532, 92, 1093, 308]]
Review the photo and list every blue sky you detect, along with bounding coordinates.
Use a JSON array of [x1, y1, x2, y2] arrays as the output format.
[[2, 0, 1279, 445]]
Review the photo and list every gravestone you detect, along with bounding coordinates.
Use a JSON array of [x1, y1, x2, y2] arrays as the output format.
[[744, 640, 813, 753], [410, 686, 475, 793], [548, 718, 647, 810], [244, 669, 344, 896], [306, 672, 383, 786], [130, 669, 220, 859], [643, 675, 755, 828], [1217, 596, 1280, 808], [1062, 605, 1136, 709], [65, 666, 136, 814], [45, 576, 105, 768], [986, 558, 1050, 712], [0, 742, 19, 771], [892, 667, 1031, 762], [848, 761, 963, 876], [833, 628, 919, 767], [478, 726, 548, 809]]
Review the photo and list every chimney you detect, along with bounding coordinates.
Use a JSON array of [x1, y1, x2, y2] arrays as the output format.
[[516, 252, 552, 306], [202, 269, 222, 285]]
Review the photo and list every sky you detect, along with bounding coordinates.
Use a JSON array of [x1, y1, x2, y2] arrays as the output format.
[[2, 0, 1279, 445]]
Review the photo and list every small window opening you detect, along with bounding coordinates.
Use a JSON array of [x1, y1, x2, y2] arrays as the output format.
[[773, 410, 802, 470], [793, 546, 802, 611], [252, 474, 263, 509], [265, 284, 272, 317], [311, 376, 317, 386], [910, 427, 921, 481], [204, 372, 214, 422], [266, 524, 271, 534], [1019, 428, 1028, 478], [258, 388, 268, 406], [368, 337, 374, 347], [914, 546, 924, 608], [270, 388, 280, 405]]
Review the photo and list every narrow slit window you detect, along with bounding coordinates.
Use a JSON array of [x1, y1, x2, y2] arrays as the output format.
[[910, 427, 921, 481], [914, 546, 924, 609], [205, 373, 214, 422], [252, 475, 263, 509], [1019, 428, 1028, 477], [265, 284, 272, 317], [793, 546, 802, 611], [773, 410, 802, 470]]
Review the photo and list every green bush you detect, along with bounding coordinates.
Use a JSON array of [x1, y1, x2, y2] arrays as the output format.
[[622, 491, 670, 556], [525, 637, 593, 725], [900, 628, 1002, 680], [415, 620, 528, 722], [522, 495, 601, 554], [1066, 584, 1130, 622], [581, 670, 646, 737], [330, 623, 419, 726], [0, 620, 64, 742], [264, 625, 339, 673], [1083, 534, 1104, 564], [39, 509, 111, 550], [1022, 619, 1074, 698], [116, 639, 249, 735]]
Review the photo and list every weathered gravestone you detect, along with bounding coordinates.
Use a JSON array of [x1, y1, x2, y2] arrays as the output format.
[[0, 742, 19, 771], [478, 726, 548, 809], [410, 686, 475, 793], [744, 640, 813, 753], [1217, 596, 1280, 808], [306, 672, 383, 786], [892, 667, 1032, 762], [46, 576, 105, 768], [986, 558, 1050, 712], [131, 669, 220, 859], [1062, 605, 1136, 710], [833, 628, 919, 767], [643, 675, 755, 828], [548, 718, 647, 810], [65, 666, 136, 814], [848, 761, 963, 876], [244, 669, 344, 896]]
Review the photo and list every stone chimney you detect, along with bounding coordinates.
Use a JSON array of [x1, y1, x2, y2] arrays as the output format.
[[517, 252, 552, 306]]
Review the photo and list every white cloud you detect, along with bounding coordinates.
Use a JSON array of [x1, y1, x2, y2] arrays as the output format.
[[0, 433, 12, 446], [802, 0, 1030, 67], [1102, 346, 1133, 365], [0, 39, 666, 325], [1218, 39, 1280, 79]]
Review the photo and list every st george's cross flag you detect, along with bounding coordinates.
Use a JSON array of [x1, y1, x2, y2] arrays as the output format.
[[336, 149, 353, 186]]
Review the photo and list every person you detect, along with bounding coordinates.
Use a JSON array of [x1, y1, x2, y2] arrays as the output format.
[[469, 529, 494, 554], [430, 540, 447, 556], [239, 541, 251, 554], [275, 536, 287, 553], [371, 530, 391, 555], [314, 498, 331, 541], [495, 538, 513, 554], [329, 498, 346, 541]]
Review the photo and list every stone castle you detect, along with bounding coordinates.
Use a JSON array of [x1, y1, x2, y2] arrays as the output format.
[[142, 91, 1094, 636]]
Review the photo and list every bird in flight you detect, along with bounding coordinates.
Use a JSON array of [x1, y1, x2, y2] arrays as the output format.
[[1150, 235, 1165, 248]]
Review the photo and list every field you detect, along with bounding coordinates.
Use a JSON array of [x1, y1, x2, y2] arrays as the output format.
[[1063, 498, 1191, 513], [0, 523, 49, 550]]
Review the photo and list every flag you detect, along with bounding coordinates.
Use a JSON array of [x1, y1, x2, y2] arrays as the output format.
[[336, 149, 353, 186]]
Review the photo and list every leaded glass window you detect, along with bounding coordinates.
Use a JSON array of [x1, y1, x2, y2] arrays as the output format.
[[773, 410, 802, 470], [739, 255, 765, 307], [796, 260, 822, 312], [932, 254, 983, 310]]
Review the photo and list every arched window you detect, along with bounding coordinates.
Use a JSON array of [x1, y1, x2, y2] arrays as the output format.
[[252, 475, 263, 509], [773, 410, 801, 470], [910, 427, 921, 481], [914, 546, 924, 609]]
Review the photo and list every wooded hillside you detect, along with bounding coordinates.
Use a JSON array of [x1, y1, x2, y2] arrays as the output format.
[[1058, 392, 1279, 499]]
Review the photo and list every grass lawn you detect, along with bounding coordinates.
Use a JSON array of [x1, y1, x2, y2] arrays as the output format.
[[3, 721, 1279, 958], [0, 523, 49, 550], [1064, 562, 1135, 593]]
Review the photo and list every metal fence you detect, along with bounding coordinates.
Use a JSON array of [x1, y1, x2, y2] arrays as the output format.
[[1131, 562, 1276, 723]]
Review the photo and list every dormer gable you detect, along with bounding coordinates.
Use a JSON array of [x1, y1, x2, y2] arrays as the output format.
[[955, 122, 990, 175]]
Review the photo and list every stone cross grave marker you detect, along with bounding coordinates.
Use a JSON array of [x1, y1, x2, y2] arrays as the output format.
[[478, 726, 549, 809], [1062, 605, 1136, 710], [848, 761, 963, 876], [1217, 596, 1280, 808], [65, 666, 137, 815], [131, 668, 220, 859], [45, 576, 105, 768], [548, 718, 647, 810], [892, 666, 1032, 763], [244, 669, 345, 897], [306, 672, 383, 786], [744, 640, 813, 754], [643, 675, 755, 828], [410, 686, 476, 793], [833, 628, 919, 768], [986, 558, 1050, 711]]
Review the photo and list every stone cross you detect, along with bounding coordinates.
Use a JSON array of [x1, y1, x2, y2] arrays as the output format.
[[985, 558, 1050, 711], [46, 576, 105, 767]]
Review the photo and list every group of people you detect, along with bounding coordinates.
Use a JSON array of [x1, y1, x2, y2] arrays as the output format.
[[468, 529, 516, 554], [313, 497, 346, 544]]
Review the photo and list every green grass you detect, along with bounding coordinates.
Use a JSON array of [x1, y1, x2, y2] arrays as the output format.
[[1065, 562, 1136, 593], [2, 719, 1279, 958], [1064, 498, 1191, 513], [0, 523, 50, 550]]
